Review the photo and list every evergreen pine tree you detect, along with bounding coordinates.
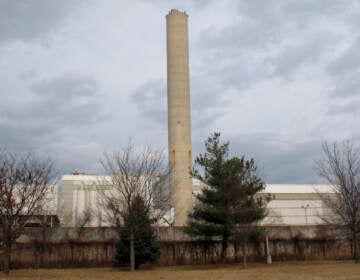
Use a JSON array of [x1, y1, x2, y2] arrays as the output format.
[[115, 195, 160, 269], [186, 132, 269, 263]]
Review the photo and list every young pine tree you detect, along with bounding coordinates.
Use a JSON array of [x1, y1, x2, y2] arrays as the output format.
[[115, 195, 160, 269], [186, 133, 269, 263]]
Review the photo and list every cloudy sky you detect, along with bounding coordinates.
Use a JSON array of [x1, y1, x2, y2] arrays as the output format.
[[1, 0, 359, 183]]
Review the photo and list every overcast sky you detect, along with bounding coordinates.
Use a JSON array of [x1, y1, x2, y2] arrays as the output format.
[[1, 0, 359, 183]]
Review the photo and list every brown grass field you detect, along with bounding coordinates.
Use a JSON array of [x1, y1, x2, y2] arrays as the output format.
[[3, 261, 360, 280]]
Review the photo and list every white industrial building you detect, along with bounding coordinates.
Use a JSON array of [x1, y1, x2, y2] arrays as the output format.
[[59, 174, 112, 227], [260, 184, 334, 225], [58, 174, 335, 227]]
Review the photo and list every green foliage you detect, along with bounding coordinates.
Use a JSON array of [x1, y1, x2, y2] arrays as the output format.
[[186, 133, 269, 258], [115, 195, 160, 269], [247, 228, 266, 243]]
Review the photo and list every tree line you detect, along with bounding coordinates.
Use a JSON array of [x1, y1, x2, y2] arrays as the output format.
[[1, 133, 360, 274]]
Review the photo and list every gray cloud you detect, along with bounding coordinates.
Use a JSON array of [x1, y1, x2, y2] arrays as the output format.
[[193, 133, 323, 183], [256, 139, 323, 184], [29, 74, 104, 126], [198, 0, 356, 92], [327, 37, 360, 77], [43, 141, 104, 176], [1, 0, 360, 183], [31, 74, 99, 98], [191, 76, 230, 129], [327, 37, 360, 98], [131, 75, 229, 129], [148, 0, 213, 10], [328, 99, 360, 116], [269, 32, 337, 79], [0, 0, 79, 43], [201, 1, 344, 51], [330, 72, 360, 98], [0, 74, 104, 153], [130, 0, 360, 185], [131, 79, 167, 124]]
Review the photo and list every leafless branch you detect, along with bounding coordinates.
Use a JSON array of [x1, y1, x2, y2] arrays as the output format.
[[315, 140, 360, 261], [97, 142, 170, 227], [75, 208, 93, 238], [0, 151, 55, 274]]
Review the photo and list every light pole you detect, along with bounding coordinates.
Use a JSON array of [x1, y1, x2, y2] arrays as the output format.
[[302, 204, 310, 225]]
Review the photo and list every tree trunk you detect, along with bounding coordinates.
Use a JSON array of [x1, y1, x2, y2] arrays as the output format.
[[3, 244, 11, 275], [265, 234, 272, 264], [221, 235, 228, 263], [353, 230, 359, 263], [242, 240, 247, 269], [234, 240, 238, 263], [35, 248, 40, 269], [130, 232, 135, 271]]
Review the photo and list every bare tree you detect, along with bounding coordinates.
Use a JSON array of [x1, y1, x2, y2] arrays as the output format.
[[74, 209, 93, 239], [57, 208, 74, 228], [97, 142, 168, 270], [0, 152, 54, 274], [32, 188, 58, 269], [316, 140, 360, 262], [33, 184, 58, 240]]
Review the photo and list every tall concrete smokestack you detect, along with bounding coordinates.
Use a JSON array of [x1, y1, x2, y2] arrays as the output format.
[[166, 9, 193, 226]]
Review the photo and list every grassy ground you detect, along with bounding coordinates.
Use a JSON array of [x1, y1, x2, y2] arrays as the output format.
[[2, 261, 360, 280]]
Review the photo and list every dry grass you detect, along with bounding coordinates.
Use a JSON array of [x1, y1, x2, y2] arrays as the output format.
[[3, 261, 360, 280]]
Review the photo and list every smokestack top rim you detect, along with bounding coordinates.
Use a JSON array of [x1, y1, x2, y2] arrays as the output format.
[[166, 9, 188, 18]]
